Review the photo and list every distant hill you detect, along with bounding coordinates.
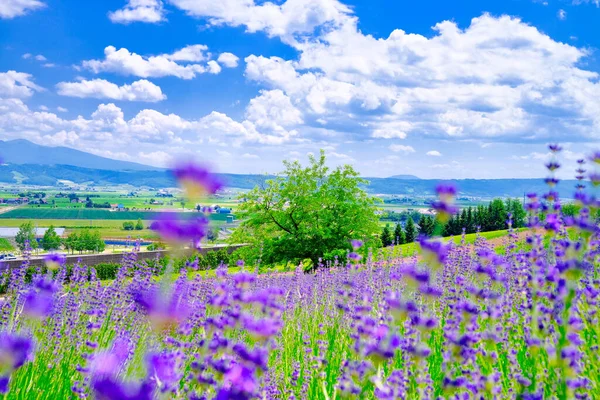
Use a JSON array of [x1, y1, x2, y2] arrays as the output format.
[[0, 163, 586, 198], [0, 139, 160, 171], [388, 174, 420, 180]]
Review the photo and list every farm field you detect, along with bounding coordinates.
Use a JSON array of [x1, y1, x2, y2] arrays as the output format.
[[0, 208, 233, 221]]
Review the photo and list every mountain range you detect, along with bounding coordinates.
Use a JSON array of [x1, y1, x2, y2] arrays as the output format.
[[0, 139, 586, 198], [0, 139, 159, 171]]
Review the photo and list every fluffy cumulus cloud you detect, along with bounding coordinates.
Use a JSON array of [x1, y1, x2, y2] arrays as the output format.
[[82, 45, 228, 79], [426, 150, 442, 157], [167, 0, 352, 42], [217, 52, 239, 68], [109, 0, 164, 24], [237, 12, 600, 144], [0, 0, 45, 19], [0, 71, 43, 98], [56, 79, 166, 102]]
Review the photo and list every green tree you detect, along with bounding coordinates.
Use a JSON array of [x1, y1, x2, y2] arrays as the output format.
[[91, 229, 105, 252], [135, 219, 144, 230], [381, 224, 393, 247], [506, 199, 526, 228], [230, 151, 381, 266], [405, 217, 417, 243], [393, 223, 405, 245], [418, 215, 435, 237], [64, 232, 79, 254], [42, 225, 62, 251], [15, 221, 38, 251], [122, 221, 134, 231]]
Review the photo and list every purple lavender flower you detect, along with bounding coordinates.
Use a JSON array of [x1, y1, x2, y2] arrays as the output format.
[[92, 377, 155, 400], [133, 285, 191, 331], [172, 162, 223, 198], [432, 183, 458, 222], [548, 144, 562, 153], [351, 239, 363, 249], [146, 351, 182, 391], [0, 332, 34, 394], [588, 151, 600, 165], [417, 236, 450, 269], [589, 173, 600, 187], [22, 276, 58, 320], [150, 213, 208, 247], [44, 253, 66, 271]]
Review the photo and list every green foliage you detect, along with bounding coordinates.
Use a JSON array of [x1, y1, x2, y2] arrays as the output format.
[[393, 223, 405, 245], [405, 217, 417, 243], [122, 221, 135, 230], [62, 229, 105, 253], [380, 224, 393, 247], [443, 198, 526, 236], [135, 218, 144, 230], [418, 214, 436, 237], [92, 263, 120, 280], [0, 238, 13, 251], [231, 150, 381, 266], [41, 225, 62, 251], [15, 221, 37, 251]]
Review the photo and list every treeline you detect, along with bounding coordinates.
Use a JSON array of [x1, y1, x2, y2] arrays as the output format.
[[63, 229, 106, 254], [14, 223, 106, 253], [380, 198, 526, 246]]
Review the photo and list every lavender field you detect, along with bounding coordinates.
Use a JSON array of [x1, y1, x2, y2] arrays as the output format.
[[0, 149, 599, 400]]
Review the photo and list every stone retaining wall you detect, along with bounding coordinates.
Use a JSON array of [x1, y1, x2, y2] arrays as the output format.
[[0, 244, 247, 271]]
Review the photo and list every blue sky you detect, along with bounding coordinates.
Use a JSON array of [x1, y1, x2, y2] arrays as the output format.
[[1, 0, 600, 178]]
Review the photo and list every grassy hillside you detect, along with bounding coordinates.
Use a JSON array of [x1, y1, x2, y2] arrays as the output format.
[[0, 238, 14, 251]]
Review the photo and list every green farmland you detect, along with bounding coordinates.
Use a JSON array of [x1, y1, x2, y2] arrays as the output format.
[[0, 208, 233, 221]]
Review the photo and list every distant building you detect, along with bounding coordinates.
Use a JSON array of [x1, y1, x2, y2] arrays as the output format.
[[218, 207, 232, 214]]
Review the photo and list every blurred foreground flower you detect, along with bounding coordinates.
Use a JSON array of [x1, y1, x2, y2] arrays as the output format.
[[44, 253, 65, 271], [431, 183, 458, 223], [173, 163, 223, 199], [418, 235, 450, 269], [0, 333, 34, 394], [133, 285, 191, 331], [150, 213, 208, 248], [22, 276, 58, 320]]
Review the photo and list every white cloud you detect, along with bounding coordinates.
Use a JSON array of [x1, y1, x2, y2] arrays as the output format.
[[0, 0, 45, 19], [35, 54, 46, 61], [109, 0, 165, 24], [137, 150, 172, 166], [38, 105, 48, 111], [166, 44, 208, 62], [426, 150, 442, 156], [557, 9, 567, 20], [42, 63, 55, 68], [240, 13, 600, 143], [245, 89, 302, 136], [82, 45, 219, 79], [56, 78, 166, 102], [389, 144, 415, 154], [22, 53, 31, 59], [242, 153, 259, 159], [218, 52, 239, 68], [573, 0, 600, 6], [57, 106, 68, 112], [0, 71, 43, 98], [168, 0, 353, 42], [207, 60, 222, 74]]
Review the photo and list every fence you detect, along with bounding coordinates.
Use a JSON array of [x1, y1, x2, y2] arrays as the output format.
[[0, 244, 247, 271]]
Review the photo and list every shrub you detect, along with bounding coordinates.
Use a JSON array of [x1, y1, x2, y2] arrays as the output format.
[[92, 263, 120, 280]]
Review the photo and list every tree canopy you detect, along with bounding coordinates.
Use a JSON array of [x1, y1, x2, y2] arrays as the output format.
[[41, 225, 61, 251], [15, 221, 37, 251], [230, 151, 381, 267]]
